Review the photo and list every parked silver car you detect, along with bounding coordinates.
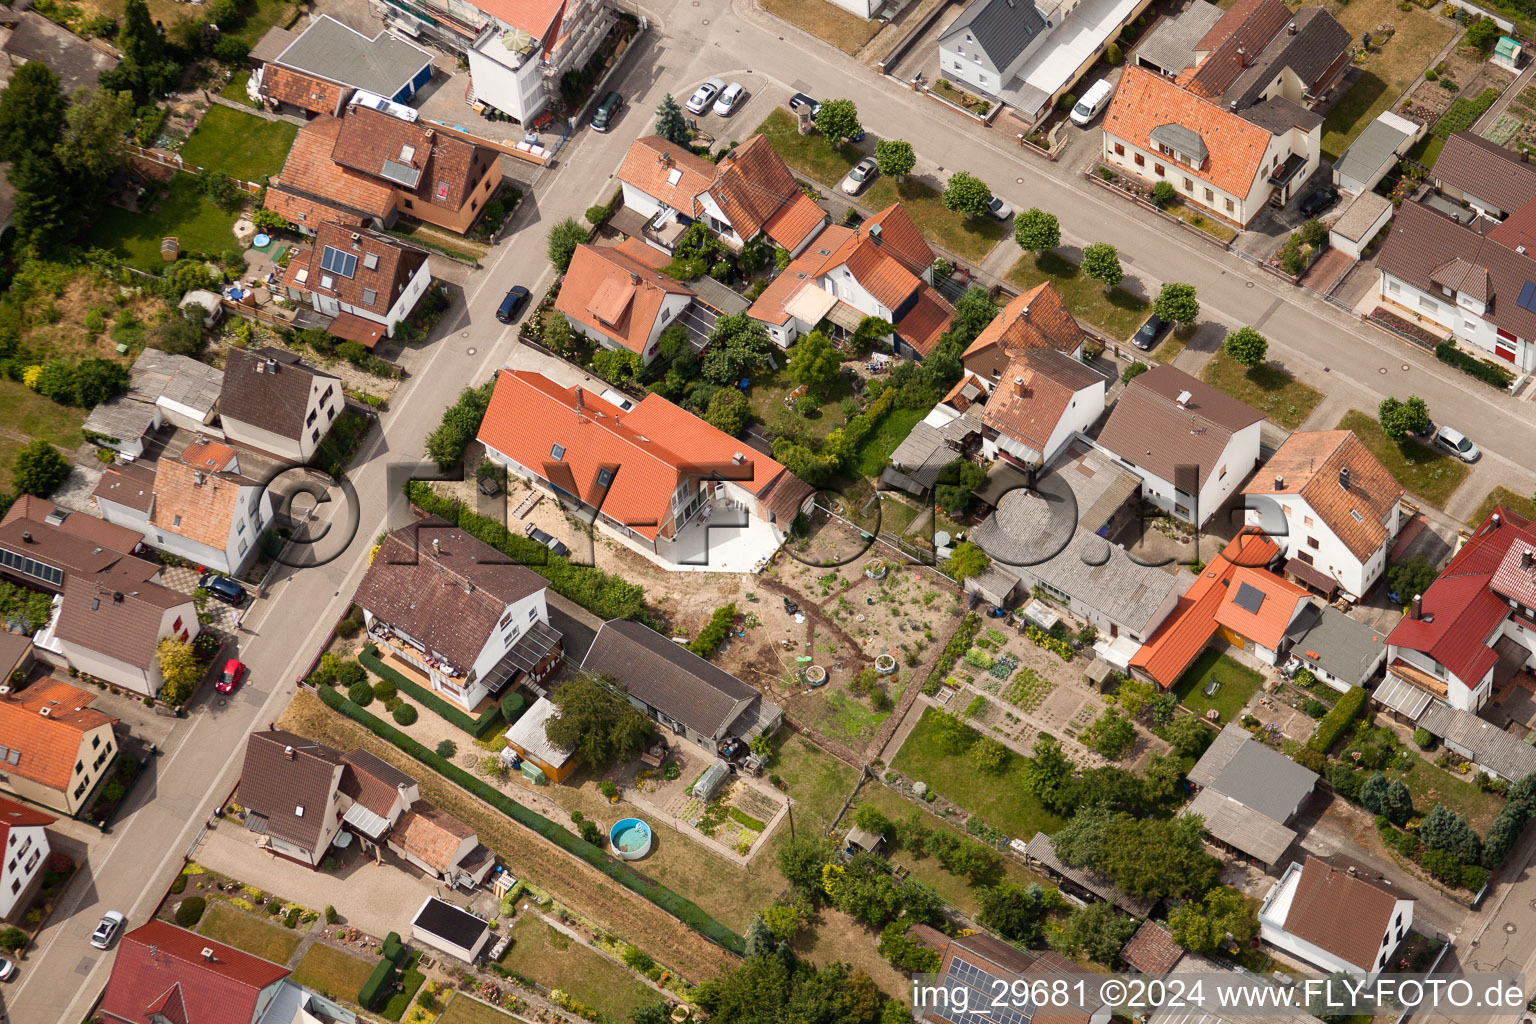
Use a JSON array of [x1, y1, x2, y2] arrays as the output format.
[[713, 82, 746, 116], [1434, 424, 1481, 462], [841, 156, 878, 195], [686, 78, 725, 115]]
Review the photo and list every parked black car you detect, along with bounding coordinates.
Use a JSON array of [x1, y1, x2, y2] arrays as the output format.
[[1132, 313, 1168, 351], [1299, 186, 1340, 217], [198, 573, 246, 607], [496, 285, 530, 324]]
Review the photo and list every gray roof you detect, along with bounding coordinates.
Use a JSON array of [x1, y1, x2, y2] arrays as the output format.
[[1223, 6, 1353, 110], [1184, 787, 1297, 864], [1, 11, 119, 94], [250, 25, 300, 64], [1291, 605, 1386, 686], [1418, 703, 1536, 781], [1188, 723, 1316, 821], [1334, 116, 1414, 188], [1331, 191, 1393, 242], [84, 397, 159, 444], [1132, 1, 1224, 75], [1025, 832, 1156, 916], [966, 563, 1021, 605], [1149, 124, 1209, 165], [274, 15, 433, 96], [1240, 96, 1324, 136], [129, 348, 224, 416], [939, 0, 1048, 74], [885, 415, 983, 490]]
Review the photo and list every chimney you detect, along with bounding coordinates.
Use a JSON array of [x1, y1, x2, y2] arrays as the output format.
[[266, 358, 279, 374], [1013, 375, 1027, 397], [1288, 20, 1297, 33], [1339, 466, 1351, 490], [732, 451, 745, 464], [113, 591, 124, 604], [201, 947, 216, 960], [1409, 594, 1422, 620], [629, 272, 641, 285], [1274, 474, 1284, 490], [432, 537, 441, 557], [575, 386, 585, 423], [1494, 512, 1503, 528], [20, 532, 31, 543], [1525, 151, 1532, 164], [1021, 303, 1031, 322], [1237, 45, 1246, 65], [1523, 548, 1535, 570], [193, 470, 205, 486], [284, 745, 295, 759]]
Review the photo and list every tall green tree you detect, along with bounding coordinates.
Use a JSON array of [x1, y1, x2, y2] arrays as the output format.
[[1378, 395, 1430, 440], [942, 287, 999, 348], [942, 171, 992, 218], [814, 99, 860, 141], [978, 882, 1053, 943], [1223, 326, 1268, 368], [1169, 886, 1258, 954], [156, 637, 201, 705], [0, 62, 67, 164], [543, 674, 653, 771], [1021, 735, 1076, 813], [1153, 283, 1200, 327], [547, 217, 588, 273], [1082, 243, 1122, 291], [1053, 901, 1138, 965], [935, 458, 987, 516], [942, 541, 990, 583], [787, 330, 841, 392], [702, 313, 774, 385], [12, 440, 70, 497], [57, 88, 134, 185], [874, 139, 915, 180], [654, 93, 690, 145], [1014, 207, 1060, 255]]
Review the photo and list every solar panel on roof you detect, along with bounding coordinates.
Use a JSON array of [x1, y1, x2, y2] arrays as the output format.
[[934, 957, 1035, 1024], [320, 246, 358, 278], [380, 158, 422, 188], [1233, 581, 1266, 614], [1520, 280, 1536, 313]]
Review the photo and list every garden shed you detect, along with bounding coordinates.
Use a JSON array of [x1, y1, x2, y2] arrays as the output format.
[[692, 759, 730, 800], [410, 896, 491, 963], [501, 696, 576, 784]]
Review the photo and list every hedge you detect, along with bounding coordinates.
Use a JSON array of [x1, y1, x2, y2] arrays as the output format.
[[382, 932, 405, 963], [1307, 685, 1366, 753], [1436, 342, 1515, 388], [381, 953, 426, 1021], [316, 684, 745, 954], [407, 481, 658, 628], [174, 896, 206, 927], [358, 956, 395, 1009], [500, 692, 527, 725], [687, 603, 737, 658], [922, 613, 981, 695], [359, 644, 502, 739]]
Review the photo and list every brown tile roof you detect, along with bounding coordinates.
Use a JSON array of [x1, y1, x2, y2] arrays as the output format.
[[339, 748, 416, 816], [294, 223, 428, 318], [238, 730, 343, 853], [220, 347, 338, 442], [1196, 0, 1264, 51], [762, 192, 828, 251], [354, 516, 549, 671], [895, 282, 956, 357], [711, 135, 803, 242], [556, 244, 695, 355], [913, 926, 1094, 1024], [860, 204, 935, 276], [392, 799, 474, 872], [332, 107, 495, 215], [0, 680, 117, 790], [1105, 66, 1271, 198], [150, 457, 245, 550], [1097, 363, 1263, 487], [747, 227, 853, 327], [1281, 855, 1403, 970], [1, 495, 143, 555], [1244, 430, 1402, 561], [1435, 132, 1536, 214], [53, 566, 193, 670], [981, 349, 1103, 452], [617, 136, 716, 214], [1184, 0, 1291, 96], [94, 462, 157, 515], [963, 282, 1084, 379], [263, 185, 367, 232], [1120, 920, 1184, 975], [259, 65, 344, 115], [0, 630, 30, 677], [0, 517, 159, 585], [1221, 7, 1352, 110], [99, 921, 291, 1024], [327, 312, 387, 349], [1430, 255, 1491, 302], [272, 115, 394, 220]]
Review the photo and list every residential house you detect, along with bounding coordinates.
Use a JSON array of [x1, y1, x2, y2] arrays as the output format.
[[615, 135, 828, 257], [1128, 528, 1281, 687], [1374, 188, 1536, 373], [910, 926, 1106, 1024], [0, 796, 54, 920], [281, 224, 432, 343], [1243, 429, 1405, 600], [93, 439, 276, 577], [1212, 567, 1311, 665], [34, 564, 201, 698], [972, 441, 1190, 641], [388, 801, 494, 886], [1258, 855, 1413, 979], [1184, 722, 1317, 868], [811, 208, 954, 359], [354, 517, 564, 713], [98, 920, 357, 1024], [0, 505, 159, 595], [960, 282, 1086, 383], [979, 349, 1106, 470], [0, 9, 120, 94], [477, 371, 813, 570], [1022, 832, 1155, 917], [1332, 111, 1421, 195], [1285, 602, 1387, 691], [83, 349, 225, 458], [252, 15, 434, 116], [1101, 65, 1326, 227], [238, 730, 348, 867], [555, 244, 698, 365], [581, 618, 782, 756], [0, 680, 118, 815], [1095, 364, 1264, 525], [446, 0, 611, 125], [937, 0, 1156, 126], [501, 696, 576, 783], [265, 104, 503, 236], [218, 348, 343, 463], [336, 748, 418, 857], [1432, 131, 1536, 220]]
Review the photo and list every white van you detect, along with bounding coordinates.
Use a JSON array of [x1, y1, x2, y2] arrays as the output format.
[[1070, 79, 1113, 127]]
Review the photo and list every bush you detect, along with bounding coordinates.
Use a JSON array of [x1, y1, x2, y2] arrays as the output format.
[[175, 896, 207, 927], [392, 702, 418, 725], [0, 928, 26, 953], [325, 904, 338, 924], [1436, 341, 1515, 388], [436, 739, 457, 758], [1151, 181, 1175, 208], [348, 680, 374, 707], [1306, 686, 1365, 752], [1104, 41, 1122, 64], [372, 680, 397, 703], [1414, 727, 1434, 748], [360, 643, 503, 738], [500, 691, 527, 723], [688, 603, 738, 657], [170, 874, 187, 894]]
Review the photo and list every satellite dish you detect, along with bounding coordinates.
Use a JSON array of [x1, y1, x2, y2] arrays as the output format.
[[502, 27, 535, 53]]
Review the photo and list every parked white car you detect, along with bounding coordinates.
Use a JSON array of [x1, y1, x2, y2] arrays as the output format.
[[713, 82, 745, 116], [91, 911, 126, 950], [686, 78, 725, 114]]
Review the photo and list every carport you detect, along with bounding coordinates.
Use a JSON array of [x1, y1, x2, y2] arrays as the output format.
[[677, 277, 750, 351]]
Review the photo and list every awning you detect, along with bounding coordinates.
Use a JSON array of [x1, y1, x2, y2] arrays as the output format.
[[245, 812, 269, 835], [1494, 634, 1528, 688], [328, 311, 386, 350], [1372, 672, 1435, 720], [1284, 557, 1338, 598], [343, 801, 391, 840], [783, 282, 838, 326], [825, 300, 866, 333], [481, 620, 564, 694]]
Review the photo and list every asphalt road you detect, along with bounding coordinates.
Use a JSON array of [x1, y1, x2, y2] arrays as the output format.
[[15, 0, 1536, 1018]]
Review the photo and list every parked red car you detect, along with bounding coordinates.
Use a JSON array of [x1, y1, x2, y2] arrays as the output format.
[[216, 658, 246, 694]]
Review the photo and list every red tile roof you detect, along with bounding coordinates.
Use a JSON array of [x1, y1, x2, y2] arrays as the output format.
[[1129, 529, 1280, 686], [1104, 65, 1271, 198], [1181, 0, 1292, 98], [859, 204, 934, 276], [1213, 566, 1309, 649], [151, 456, 245, 550], [895, 282, 956, 357], [259, 65, 343, 115], [332, 107, 494, 215], [99, 921, 290, 1024], [393, 799, 474, 872], [0, 681, 117, 791], [477, 372, 799, 540], [747, 226, 853, 327], [980, 349, 1103, 453], [617, 136, 715, 214], [1244, 430, 1402, 561], [0, 795, 55, 836], [1389, 506, 1533, 684], [711, 135, 803, 242], [271, 114, 395, 219], [762, 192, 828, 251], [556, 244, 695, 356], [263, 185, 367, 232], [473, 0, 566, 48], [328, 311, 387, 348], [963, 283, 1084, 380], [822, 221, 924, 311]]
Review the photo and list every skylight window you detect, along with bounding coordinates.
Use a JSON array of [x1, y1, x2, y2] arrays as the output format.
[[597, 468, 613, 487], [667, 168, 683, 186], [551, 443, 566, 461]]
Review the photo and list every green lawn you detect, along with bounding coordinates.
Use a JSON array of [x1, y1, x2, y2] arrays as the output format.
[[1005, 252, 1149, 341], [1468, 485, 1536, 528], [890, 707, 1067, 840], [1166, 200, 1238, 243], [220, 71, 261, 109], [0, 381, 87, 448], [90, 176, 241, 271], [772, 730, 860, 827], [439, 995, 522, 1024], [1407, 133, 1446, 170], [1152, 331, 1188, 365], [196, 901, 302, 964], [1172, 648, 1263, 724], [1387, 751, 1507, 834], [1199, 349, 1323, 429], [755, 109, 1008, 263], [748, 363, 853, 440], [501, 916, 654, 1021], [1337, 410, 1469, 510], [180, 105, 297, 182], [290, 943, 376, 1002], [0, 437, 23, 494], [850, 405, 928, 479]]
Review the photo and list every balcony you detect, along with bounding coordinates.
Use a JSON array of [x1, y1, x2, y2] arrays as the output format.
[[368, 627, 468, 684]]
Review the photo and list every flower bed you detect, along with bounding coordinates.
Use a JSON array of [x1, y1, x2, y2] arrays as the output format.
[[1369, 307, 1443, 349]]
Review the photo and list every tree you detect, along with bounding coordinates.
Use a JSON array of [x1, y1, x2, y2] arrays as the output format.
[[1052, 805, 1117, 867], [654, 93, 690, 145], [788, 330, 841, 392], [1097, 815, 1220, 900], [1014, 207, 1060, 255], [547, 218, 588, 273], [1169, 886, 1257, 954], [935, 458, 987, 516], [1151, 181, 1175, 208], [762, 901, 806, 943], [57, 88, 133, 186], [777, 834, 836, 892], [1223, 326, 1268, 368], [1122, 361, 1149, 384], [0, 62, 67, 164], [1378, 395, 1430, 441], [73, 358, 131, 407], [1022, 735, 1076, 813], [874, 139, 915, 181], [1154, 283, 1200, 328], [544, 674, 654, 771], [1387, 555, 1439, 603], [1465, 15, 1501, 49], [698, 387, 747, 436], [745, 914, 775, 958], [13, 440, 69, 497], [853, 316, 895, 351], [1054, 901, 1138, 964], [1359, 772, 1390, 814], [853, 804, 891, 836], [943, 541, 990, 583], [969, 736, 1010, 774], [702, 314, 774, 385], [1420, 804, 1481, 863], [978, 882, 1053, 943], [1081, 243, 1122, 291], [592, 348, 644, 386], [118, 0, 164, 72], [1382, 778, 1413, 826], [944, 287, 1000, 350], [814, 99, 860, 141], [424, 382, 494, 470], [0, 929, 26, 954], [156, 637, 201, 705], [1310, 972, 1357, 1024], [942, 172, 992, 218], [1164, 714, 1213, 756], [1142, 752, 1185, 805], [1082, 707, 1136, 759]]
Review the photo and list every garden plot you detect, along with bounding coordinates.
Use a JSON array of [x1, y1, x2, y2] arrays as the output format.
[[1483, 84, 1536, 151]]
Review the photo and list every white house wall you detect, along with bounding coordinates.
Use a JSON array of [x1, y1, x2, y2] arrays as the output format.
[[1041, 383, 1106, 465], [0, 823, 48, 919], [1379, 270, 1536, 372], [467, 41, 548, 123], [1245, 493, 1396, 599]]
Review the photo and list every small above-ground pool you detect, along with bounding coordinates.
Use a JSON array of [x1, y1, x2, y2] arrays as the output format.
[[252, 233, 271, 248], [610, 817, 652, 860]]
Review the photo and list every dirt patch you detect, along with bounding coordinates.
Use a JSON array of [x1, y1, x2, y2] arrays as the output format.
[[17, 266, 170, 366], [1403, 47, 1513, 124]]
